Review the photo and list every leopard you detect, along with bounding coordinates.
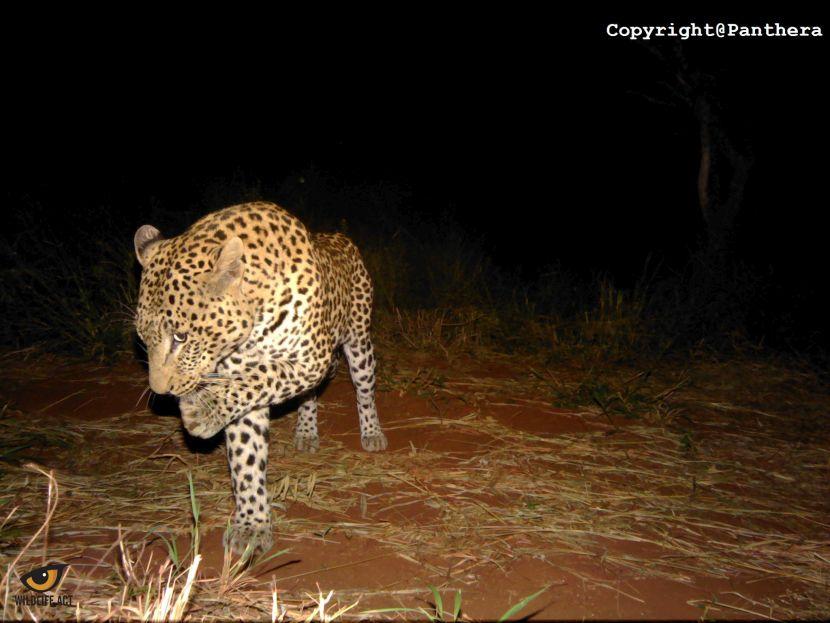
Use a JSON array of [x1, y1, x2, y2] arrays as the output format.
[[133, 201, 387, 554]]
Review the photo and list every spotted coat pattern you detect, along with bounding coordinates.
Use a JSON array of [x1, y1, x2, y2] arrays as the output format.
[[134, 202, 386, 553]]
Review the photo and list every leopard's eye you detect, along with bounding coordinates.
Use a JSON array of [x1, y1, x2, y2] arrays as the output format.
[[173, 332, 188, 343]]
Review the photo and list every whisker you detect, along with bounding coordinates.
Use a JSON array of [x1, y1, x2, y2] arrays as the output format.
[[135, 385, 151, 409], [196, 391, 213, 413]]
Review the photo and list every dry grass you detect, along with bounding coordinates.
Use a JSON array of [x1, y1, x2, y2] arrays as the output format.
[[1, 349, 829, 620], [374, 308, 501, 359], [0, 464, 363, 621]]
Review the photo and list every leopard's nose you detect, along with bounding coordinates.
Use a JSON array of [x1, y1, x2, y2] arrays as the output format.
[[149, 368, 172, 395]]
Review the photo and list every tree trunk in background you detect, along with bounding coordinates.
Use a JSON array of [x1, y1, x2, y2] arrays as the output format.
[[694, 95, 752, 261], [643, 44, 757, 340], [697, 100, 713, 239]]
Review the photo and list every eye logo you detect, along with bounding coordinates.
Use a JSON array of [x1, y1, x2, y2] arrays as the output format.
[[20, 563, 69, 593]]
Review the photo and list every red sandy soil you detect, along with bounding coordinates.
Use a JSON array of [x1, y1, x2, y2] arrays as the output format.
[[1, 353, 826, 620]]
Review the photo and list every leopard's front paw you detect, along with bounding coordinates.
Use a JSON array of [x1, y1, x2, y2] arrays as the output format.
[[223, 518, 273, 556], [361, 432, 388, 452], [179, 393, 224, 439], [294, 434, 320, 453], [183, 417, 219, 439]]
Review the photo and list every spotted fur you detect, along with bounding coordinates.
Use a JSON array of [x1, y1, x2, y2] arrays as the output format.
[[134, 202, 386, 553]]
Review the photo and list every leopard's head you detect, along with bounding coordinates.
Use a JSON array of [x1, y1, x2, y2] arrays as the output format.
[[133, 225, 255, 398]]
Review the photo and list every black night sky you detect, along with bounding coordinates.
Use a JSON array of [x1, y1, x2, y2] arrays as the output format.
[[5, 11, 827, 353]]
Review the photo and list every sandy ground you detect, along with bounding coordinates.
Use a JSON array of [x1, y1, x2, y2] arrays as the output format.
[[1, 351, 828, 620]]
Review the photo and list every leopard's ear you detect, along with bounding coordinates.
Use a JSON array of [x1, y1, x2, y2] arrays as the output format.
[[134, 225, 162, 267], [207, 236, 245, 297]]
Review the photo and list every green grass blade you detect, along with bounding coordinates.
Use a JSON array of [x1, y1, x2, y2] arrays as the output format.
[[428, 585, 443, 619], [187, 471, 200, 523], [187, 471, 201, 558], [359, 607, 431, 617], [148, 531, 179, 568], [254, 547, 291, 567], [497, 586, 548, 622]]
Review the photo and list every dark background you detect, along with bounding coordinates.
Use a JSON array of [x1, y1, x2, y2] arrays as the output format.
[[4, 11, 827, 354]]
